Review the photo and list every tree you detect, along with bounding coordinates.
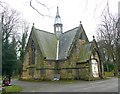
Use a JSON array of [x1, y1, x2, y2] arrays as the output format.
[[18, 21, 29, 77], [0, 1, 30, 79], [3, 36, 18, 80], [1, 7, 21, 79], [96, 8, 119, 76], [116, 17, 120, 72]]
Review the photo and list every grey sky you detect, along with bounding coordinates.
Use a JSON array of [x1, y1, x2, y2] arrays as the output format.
[[1, 0, 119, 41]]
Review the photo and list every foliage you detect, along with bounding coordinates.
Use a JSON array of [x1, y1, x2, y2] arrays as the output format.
[[1, 7, 20, 77], [96, 7, 120, 76], [3, 85, 22, 93], [116, 18, 120, 72], [1, 5, 29, 78], [103, 62, 114, 72], [104, 72, 114, 77], [18, 22, 29, 77], [19, 78, 41, 82]]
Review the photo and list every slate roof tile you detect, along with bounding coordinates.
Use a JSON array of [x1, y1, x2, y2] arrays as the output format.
[[31, 24, 89, 60]]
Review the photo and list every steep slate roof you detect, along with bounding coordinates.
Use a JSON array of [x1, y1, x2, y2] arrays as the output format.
[[58, 27, 79, 60], [78, 43, 92, 63], [77, 39, 105, 63], [79, 29, 89, 42], [32, 27, 57, 60], [94, 40, 105, 62], [31, 23, 88, 60]]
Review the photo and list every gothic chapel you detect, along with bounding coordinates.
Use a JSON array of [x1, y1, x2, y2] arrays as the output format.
[[22, 7, 104, 80]]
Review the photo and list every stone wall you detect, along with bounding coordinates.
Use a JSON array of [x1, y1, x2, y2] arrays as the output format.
[[76, 63, 90, 80], [22, 44, 56, 80], [58, 39, 90, 80]]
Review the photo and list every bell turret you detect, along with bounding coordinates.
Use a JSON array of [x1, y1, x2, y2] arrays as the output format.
[[54, 6, 63, 39]]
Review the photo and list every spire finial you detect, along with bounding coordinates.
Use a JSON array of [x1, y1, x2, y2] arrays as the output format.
[[57, 6, 59, 15], [93, 35, 95, 40], [54, 6, 62, 24], [33, 23, 34, 26], [80, 21, 82, 24]]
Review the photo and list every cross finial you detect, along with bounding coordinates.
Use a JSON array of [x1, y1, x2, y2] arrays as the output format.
[[33, 23, 34, 26], [93, 35, 95, 40], [80, 21, 82, 24]]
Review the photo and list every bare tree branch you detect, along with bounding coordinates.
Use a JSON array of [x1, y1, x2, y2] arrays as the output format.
[[30, 0, 44, 16], [96, 8, 119, 75], [36, 0, 49, 11], [100, 0, 109, 17], [1, 7, 21, 42], [29, 0, 52, 18], [0, 1, 6, 8]]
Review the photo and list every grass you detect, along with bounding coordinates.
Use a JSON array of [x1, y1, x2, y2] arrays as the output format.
[[104, 71, 114, 77], [19, 78, 77, 84], [19, 78, 42, 82], [3, 85, 22, 93]]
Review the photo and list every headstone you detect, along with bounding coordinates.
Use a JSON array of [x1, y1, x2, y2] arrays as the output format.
[[51, 74, 60, 81]]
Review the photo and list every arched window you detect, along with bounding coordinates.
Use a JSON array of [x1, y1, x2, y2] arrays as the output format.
[[31, 40, 35, 64]]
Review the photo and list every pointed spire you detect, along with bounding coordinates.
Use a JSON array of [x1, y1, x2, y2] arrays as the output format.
[[57, 6, 59, 16], [54, 6, 62, 24], [54, 6, 63, 39]]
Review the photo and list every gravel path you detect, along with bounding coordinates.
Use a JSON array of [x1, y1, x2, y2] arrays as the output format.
[[12, 77, 118, 92]]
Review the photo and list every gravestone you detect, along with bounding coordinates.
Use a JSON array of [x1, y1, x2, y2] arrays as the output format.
[[51, 74, 60, 81]]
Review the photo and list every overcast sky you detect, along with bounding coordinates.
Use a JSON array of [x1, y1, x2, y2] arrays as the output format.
[[1, 0, 119, 41]]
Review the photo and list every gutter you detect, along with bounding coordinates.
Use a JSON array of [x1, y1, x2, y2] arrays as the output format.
[[56, 40, 59, 60]]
